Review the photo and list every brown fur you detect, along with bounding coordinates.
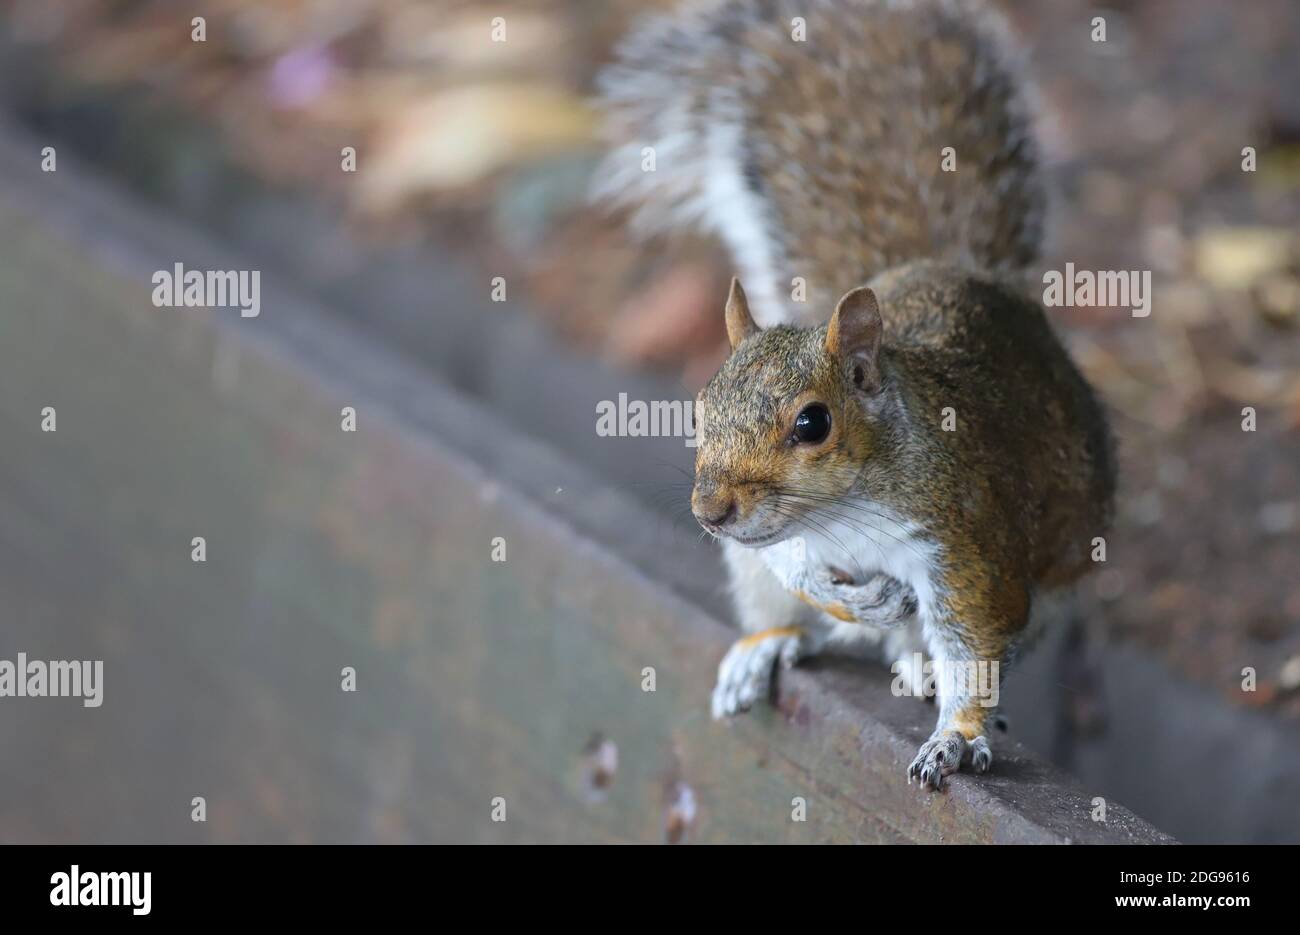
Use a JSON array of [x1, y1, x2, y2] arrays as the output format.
[[735, 625, 805, 647], [597, 0, 1045, 320], [744, 2, 1044, 301], [601, 0, 1111, 768], [695, 263, 1115, 723]]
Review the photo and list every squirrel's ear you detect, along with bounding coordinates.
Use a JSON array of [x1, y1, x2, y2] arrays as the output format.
[[826, 286, 882, 390], [725, 277, 760, 350]]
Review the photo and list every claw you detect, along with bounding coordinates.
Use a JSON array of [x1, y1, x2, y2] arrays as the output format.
[[710, 627, 805, 720], [907, 729, 985, 791]]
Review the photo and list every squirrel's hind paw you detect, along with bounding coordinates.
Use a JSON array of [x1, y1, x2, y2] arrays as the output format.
[[906, 731, 994, 790], [710, 627, 807, 720]]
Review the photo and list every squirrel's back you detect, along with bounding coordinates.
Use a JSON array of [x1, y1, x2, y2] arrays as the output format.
[[595, 0, 1045, 327]]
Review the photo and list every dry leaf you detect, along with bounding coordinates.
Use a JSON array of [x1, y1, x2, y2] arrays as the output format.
[[1194, 226, 1295, 290], [359, 84, 595, 211]]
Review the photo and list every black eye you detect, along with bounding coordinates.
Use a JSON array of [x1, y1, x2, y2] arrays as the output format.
[[793, 404, 831, 444]]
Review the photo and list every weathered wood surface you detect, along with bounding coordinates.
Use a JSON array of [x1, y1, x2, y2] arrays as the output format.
[[0, 127, 1172, 843]]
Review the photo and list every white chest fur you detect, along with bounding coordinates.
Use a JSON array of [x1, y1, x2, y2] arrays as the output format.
[[758, 497, 943, 623]]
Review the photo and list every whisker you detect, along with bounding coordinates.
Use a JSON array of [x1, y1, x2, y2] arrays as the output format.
[[774, 487, 933, 562], [764, 497, 873, 575], [778, 506, 872, 579]]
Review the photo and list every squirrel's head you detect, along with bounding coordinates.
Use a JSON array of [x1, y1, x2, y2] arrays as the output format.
[[691, 279, 890, 546]]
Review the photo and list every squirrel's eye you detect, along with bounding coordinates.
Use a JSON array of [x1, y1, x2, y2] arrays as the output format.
[[793, 404, 831, 444]]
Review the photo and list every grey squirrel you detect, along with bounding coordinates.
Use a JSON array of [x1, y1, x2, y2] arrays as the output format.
[[595, 0, 1114, 790]]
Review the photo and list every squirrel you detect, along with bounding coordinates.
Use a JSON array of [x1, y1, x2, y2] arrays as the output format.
[[594, 0, 1115, 789]]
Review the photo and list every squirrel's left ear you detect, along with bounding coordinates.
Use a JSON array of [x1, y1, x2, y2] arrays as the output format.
[[826, 286, 882, 391], [724, 278, 760, 350]]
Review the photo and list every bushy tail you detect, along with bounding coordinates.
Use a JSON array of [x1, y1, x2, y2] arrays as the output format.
[[593, 0, 1047, 327]]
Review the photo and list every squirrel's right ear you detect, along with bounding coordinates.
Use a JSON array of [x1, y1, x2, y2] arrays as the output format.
[[724, 278, 760, 350], [826, 286, 882, 391]]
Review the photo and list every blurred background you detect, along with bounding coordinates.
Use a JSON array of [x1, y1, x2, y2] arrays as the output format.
[[0, 0, 1298, 843]]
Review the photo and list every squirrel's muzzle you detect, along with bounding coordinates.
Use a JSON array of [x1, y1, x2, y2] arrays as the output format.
[[691, 483, 736, 532]]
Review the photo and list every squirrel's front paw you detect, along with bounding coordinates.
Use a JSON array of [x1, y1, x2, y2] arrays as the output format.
[[711, 626, 807, 720], [811, 569, 918, 628], [906, 731, 993, 790]]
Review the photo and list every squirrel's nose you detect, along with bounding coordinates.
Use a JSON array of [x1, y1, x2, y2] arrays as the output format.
[[693, 496, 736, 528]]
